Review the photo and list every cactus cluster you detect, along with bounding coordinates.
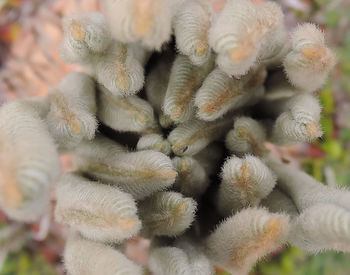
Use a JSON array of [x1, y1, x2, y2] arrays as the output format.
[[0, 0, 346, 274]]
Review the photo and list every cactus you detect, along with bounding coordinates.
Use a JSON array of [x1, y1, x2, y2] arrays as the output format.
[[55, 173, 141, 243], [217, 155, 277, 216], [138, 191, 197, 238], [0, 1, 347, 274], [205, 207, 290, 275], [283, 23, 337, 92], [47, 72, 97, 151], [64, 231, 144, 274]]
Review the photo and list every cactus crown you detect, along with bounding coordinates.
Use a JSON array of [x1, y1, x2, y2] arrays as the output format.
[[0, 1, 345, 275]]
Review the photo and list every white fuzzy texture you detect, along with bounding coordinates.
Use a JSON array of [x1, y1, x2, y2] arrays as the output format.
[[55, 173, 141, 243], [0, 99, 60, 222], [205, 207, 290, 275], [261, 189, 299, 217], [209, 0, 283, 76], [101, 0, 172, 50], [283, 23, 336, 92], [137, 134, 171, 155], [47, 72, 97, 151], [172, 156, 210, 198], [60, 12, 111, 65], [289, 204, 350, 253], [129, 42, 152, 66], [225, 117, 267, 157], [217, 156, 277, 216], [175, 238, 215, 275], [95, 42, 145, 97], [149, 241, 214, 275], [74, 134, 126, 157], [73, 136, 177, 200], [271, 93, 322, 145], [257, 1, 288, 66], [60, 13, 146, 96], [159, 114, 174, 129], [260, 28, 289, 67], [268, 157, 350, 213], [163, 55, 214, 123], [149, 246, 192, 275], [209, 0, 260, 76], [168, 117, 232, 156], [168, 0, 189, 16], [195, 67, 266, 121], [195, 68, 244, 120], [97, 86, 157, 134], [174, 0, 212, 66], [64, 231, 143, 275], [139, 191, 197, 237]]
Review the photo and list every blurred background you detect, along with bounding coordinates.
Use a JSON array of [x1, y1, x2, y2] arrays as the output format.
[[0, 0, 349, 274]]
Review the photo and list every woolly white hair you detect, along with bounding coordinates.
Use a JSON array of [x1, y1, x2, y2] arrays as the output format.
[[149, 240, 215, 275], [195, 67, 266, 121], [168, 0, 190, 16], [217, 155, 277, 216], [283, 23, 336, 92], [128, 42, 152, 66], [101, 0, 172, 50], [55, 173, 141, 243], [174, 0, 213, 66], [225, 117, 267, 157], [195, 68, 245, 121], [97, 86, 158, 134], [289, 204, 350, 253], [95, 42, 145, 97], [168, 116, 232, 156], [148, 246, 192, 275], [60, 12, 147, 97], [0, 98, 60, 222], [64, 231, 143, 275], [209, 0, 261, 76], [174, 237, 215, 275], [209, 0, 283, 76], [46, 72, 97, 151], [136, 134, 171, 155], [267, 157, 350, 213], [270, 93, 322, 145], [73, 134, 126, 158], [257, 1, 288, 66], [163, 55, 214, 123], [60, 12, 111, 65], [172, 156, 210, 198], [0, 2, 345, 274], [205, 207, 290, 275], [72, 136, 177, 200], [139, 191, 197, 237], [261, 189, 299, 217]]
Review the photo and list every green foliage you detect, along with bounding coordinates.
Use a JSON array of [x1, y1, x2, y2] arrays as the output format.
[[325, 10, 340, 29], [302, 83, 350, 186], [255, 247, 350, 275], [1, 249, 56, 275]]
